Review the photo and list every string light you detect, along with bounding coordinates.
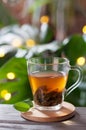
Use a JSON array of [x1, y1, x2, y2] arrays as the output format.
[[4, 93, 11, 101], [40, 16, 49, 24], [82, 25, 86, 34], [7, 72, 16, 80], [1, 89, 11, 101], [1, 90, 8, 98], [76, 57, 85, 66]]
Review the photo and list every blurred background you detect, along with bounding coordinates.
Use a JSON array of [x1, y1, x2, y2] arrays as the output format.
[[0, 0, 86, 106]]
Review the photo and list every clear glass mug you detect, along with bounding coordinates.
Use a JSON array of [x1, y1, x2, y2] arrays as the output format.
[[27, 57, 82, 111]]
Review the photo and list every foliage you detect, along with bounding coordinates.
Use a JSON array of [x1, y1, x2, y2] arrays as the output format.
[[0, 20, 86, 108], [63, 34, 86, 65], [0, 57, 32, 104], [0, 45, 17, 67], [0, 23, 57, 104], [14, 99, 33, 112], [0, 0, 86, 109]]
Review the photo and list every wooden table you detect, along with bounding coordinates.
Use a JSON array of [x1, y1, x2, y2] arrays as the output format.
[[0, 104, 86, 130]]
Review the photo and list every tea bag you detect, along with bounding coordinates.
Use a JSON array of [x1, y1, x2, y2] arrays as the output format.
[[34, 86, 62, 106]]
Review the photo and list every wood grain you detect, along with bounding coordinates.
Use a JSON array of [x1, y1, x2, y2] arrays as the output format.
[[0, 104, 86, 130]]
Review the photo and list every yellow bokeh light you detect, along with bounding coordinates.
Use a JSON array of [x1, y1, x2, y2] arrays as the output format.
[[82, 25, 86, 34], [4, 93, 11, 101], [0, 50, 5, 58], [40, 16, 49, 24], [1, 90, 8, 98], [7, 72, 15, 80], [1, 90, 11, 101], [26, 39, 36, 48], [12, 38, 22, 47], [77, 57, 85, 66]]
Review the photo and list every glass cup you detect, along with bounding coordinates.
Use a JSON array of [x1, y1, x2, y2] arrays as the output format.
[[27, 57, 82, 111]]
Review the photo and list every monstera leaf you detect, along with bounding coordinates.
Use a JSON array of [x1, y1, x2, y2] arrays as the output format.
[[0, 57, 32, 104], [0, 45, 17, 67]]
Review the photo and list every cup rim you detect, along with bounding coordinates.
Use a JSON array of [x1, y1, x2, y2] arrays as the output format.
[[27, 57, 69, 65]]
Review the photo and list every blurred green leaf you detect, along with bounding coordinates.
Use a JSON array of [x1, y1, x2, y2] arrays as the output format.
[[40, 25, 55, 44], [0, 57, 32, 104], [0, 46, 17, 67], [14, 102, 30, 112], [13, 98, 33, 112], [63, 34, 86, 65], [24, 98, 33, 107]]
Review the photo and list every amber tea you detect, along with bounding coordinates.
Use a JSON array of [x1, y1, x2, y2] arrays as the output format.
[[27, 57, 82, 111], [29, 71, 68, 106]]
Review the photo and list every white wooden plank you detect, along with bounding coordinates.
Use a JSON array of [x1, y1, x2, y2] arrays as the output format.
[[0, 105, 86, 130]]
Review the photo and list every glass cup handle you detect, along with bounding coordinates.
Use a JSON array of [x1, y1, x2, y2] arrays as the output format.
[[66, 66, 83, 97]]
